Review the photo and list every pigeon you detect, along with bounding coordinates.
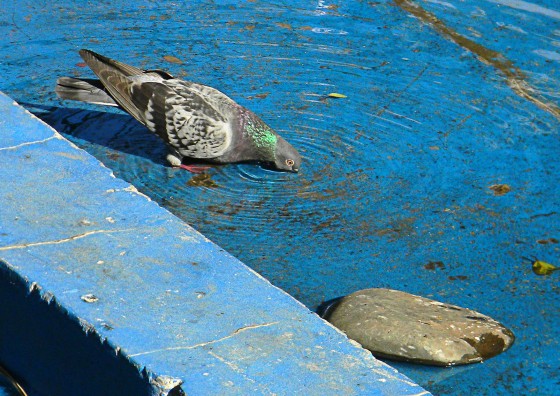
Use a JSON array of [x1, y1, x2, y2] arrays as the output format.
[[56, 49, 301, 173]]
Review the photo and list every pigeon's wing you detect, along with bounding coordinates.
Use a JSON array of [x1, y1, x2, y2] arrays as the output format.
[[173, 81, 239, 116], [143, 69, 175, 80], [79, 49, 234, 159], [126, 78, 234, 159], [79, 49, 149, 124]]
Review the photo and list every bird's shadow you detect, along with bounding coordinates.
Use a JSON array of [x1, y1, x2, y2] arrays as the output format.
[[24, 102, 280, 172], [23, 102, 171, 167]]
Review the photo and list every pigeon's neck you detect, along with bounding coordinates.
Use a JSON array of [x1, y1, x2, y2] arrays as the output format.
[[229, 108, 277, 162]]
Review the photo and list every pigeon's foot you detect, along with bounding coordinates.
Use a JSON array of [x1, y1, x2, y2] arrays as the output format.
[[167, 152, 210, 173], [176, 164, 212, 174]]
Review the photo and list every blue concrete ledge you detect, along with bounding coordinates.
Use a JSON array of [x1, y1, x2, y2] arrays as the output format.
[[0, 91, 428, 395]]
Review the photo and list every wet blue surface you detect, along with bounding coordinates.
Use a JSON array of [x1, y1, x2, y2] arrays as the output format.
[[1, 0, 559, 394], [0, 380, 19, 396], [0, 92, 427, 396]]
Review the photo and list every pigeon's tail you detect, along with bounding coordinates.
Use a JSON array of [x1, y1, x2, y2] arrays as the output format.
[[55, 77, 118, 106], [79, 49, 144, 77], [77, 49, 146, 122]]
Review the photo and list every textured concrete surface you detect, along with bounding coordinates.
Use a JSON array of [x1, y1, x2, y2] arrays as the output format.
[[0, 92, 428, 395]]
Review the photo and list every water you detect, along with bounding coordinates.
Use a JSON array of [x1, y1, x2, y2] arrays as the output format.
[[2, 0, 559, 394], [0, 383, 21, 396], [0, 368, 23, 396]]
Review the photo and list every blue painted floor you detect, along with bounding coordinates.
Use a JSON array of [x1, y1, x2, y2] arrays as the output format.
[[1, 0, 559, 394]]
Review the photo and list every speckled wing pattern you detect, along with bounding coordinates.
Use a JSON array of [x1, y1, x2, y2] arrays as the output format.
[[79, 50, 233, 160], [127, 78, 233, 159]]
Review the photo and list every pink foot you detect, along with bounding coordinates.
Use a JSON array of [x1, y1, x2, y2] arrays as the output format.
[[176, 164, 211, 174]]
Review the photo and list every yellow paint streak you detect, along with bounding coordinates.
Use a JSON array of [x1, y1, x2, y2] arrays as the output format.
[[393, 0, 560, 120]]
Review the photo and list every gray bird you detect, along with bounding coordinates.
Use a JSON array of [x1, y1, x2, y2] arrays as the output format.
[[56, 49, 301, 173]]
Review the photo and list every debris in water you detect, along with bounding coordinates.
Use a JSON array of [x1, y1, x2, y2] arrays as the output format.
[[489, 184, 511, 196], [536, 238, 558, 245], [80, 293, 99, 303], [163, 55, 183, 64], [424, 261, 445, 270], [531, 259, 558, 276], [187, 173, 219, 188]]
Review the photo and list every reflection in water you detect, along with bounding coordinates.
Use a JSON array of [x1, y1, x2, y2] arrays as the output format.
[[0, 365, 26, 396]]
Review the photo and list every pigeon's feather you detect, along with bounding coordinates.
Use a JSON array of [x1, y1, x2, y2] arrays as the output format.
[[55, 77, 118, 106], [78, 50, 233, 159], [56, 49, 302, 172], [79, 49, 148, 123], [143, 69, 175, 79], [125, 77, 233, 158]]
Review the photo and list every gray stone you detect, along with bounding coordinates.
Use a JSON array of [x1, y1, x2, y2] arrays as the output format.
[[323, 288, 515, 366]]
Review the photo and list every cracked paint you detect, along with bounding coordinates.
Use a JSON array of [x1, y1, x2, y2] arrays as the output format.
[[129, 322, 280, 358], [0, 135, 58, 151], [0, 228, 137, 251]]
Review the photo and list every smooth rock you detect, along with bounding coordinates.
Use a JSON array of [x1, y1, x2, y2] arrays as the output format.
[[323, 288, 515, 366]]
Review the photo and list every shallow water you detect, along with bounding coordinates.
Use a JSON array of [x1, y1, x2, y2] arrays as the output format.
[[0, 368, 22, 396], [2, 0, 559, 394]]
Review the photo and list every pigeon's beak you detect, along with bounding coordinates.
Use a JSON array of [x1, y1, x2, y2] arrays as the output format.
[[292, 167, 299, 173]]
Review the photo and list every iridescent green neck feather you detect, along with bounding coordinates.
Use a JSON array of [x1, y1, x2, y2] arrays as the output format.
[[245, 118, 277, 161]]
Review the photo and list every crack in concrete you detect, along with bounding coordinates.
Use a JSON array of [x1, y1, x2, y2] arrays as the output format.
[[0, 135, 58, 151], [393, 0, 560, 120], [207, 351, 255, 382], [129, 321, 280, 357], [0, 228, 135, 251], [207, 350, 276, 394]]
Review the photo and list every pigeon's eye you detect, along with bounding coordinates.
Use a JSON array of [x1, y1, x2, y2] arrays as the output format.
[[286, 159, 295, 167]]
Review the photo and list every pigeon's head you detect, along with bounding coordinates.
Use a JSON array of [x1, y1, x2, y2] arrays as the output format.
[[245, 114, 302, 172], [272, 136, 302, 173]]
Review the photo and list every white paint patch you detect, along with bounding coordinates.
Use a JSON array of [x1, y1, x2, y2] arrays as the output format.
[[312, 27, 348, 35], [533, 49, 560, 61], [496, 22, 527, 34], [471, 7, 487, 17], [425, 0, 457, 9], [486, 0, 560, 20], [179, 234, 199, 243]]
